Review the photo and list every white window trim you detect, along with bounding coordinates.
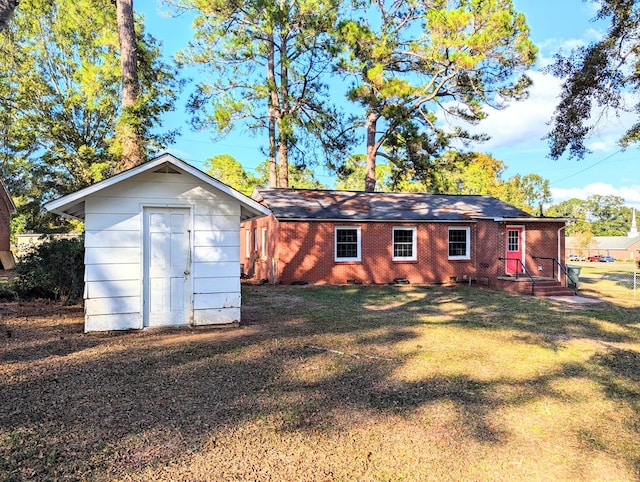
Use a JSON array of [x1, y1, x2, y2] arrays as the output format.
[[448, 226, 471, 260], [261, 227, 267, 258], [392, 226, 417, 261], [334, 226, 361, 262], [253, 228, 258, 252], [245, 229, 251, 258]]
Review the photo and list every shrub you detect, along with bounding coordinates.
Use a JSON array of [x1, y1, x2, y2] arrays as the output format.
[[0, 281, 17, 300], [14, 235, 84, 303]]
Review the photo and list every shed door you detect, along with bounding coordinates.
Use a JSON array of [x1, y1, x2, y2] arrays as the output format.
[[143, 207, 192, 327], [505, 227, 524, 275]]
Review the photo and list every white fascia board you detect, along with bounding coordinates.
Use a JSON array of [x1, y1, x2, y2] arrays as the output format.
[[44, 153, 270, 221]]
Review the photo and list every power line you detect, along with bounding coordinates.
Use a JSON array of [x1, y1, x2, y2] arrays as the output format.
[[549, 149, 623, 185]]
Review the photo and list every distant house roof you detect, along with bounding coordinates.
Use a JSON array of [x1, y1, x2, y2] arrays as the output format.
[[253, 188, 565, 223], [45, 153, 271, 222], [567, 235, 640, 250]]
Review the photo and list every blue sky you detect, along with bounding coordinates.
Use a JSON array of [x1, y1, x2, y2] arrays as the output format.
[[140, 0, 640, 209]]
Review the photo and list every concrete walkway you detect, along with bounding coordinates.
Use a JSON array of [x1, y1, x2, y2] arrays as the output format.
[[546, 295, 604, 304]]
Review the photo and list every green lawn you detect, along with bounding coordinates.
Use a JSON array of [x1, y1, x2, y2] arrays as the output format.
[[1, 282, 639, 480], [571, 260, 640, 305]]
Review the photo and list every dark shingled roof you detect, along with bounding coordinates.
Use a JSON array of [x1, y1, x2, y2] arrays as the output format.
[[254, 188, 539, 222]]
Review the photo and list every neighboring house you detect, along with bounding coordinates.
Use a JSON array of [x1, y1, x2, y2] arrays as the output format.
[[45, 153, 270, 333], [15, 233, 81, 258], [566, 208, 640, 262], [240, 188, 571, 295], [567, 236, 640, 262], [0, 179, 16, 270]]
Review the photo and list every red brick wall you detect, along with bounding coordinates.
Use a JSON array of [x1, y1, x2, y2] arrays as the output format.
[[522, 222, 567, 282], [474, 221, 566, 287], [0, 200, 11, 252], [240, 218, 567, 286]]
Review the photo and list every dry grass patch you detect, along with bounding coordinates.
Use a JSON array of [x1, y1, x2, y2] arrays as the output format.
[[1, 285, 640, 481]]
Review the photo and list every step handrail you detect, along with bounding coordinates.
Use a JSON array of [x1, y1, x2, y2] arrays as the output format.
[[499, 257, 536, 294], [532, 256, 577, 294]]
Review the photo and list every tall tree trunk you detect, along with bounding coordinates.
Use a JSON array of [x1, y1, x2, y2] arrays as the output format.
[[365, 110, 379, 192], [0, 0, 19, 31], [278, 135, 288, 188], [115, 0, 143, 170], [268, 116, 277, 187], [267, 33, 278, 187], [277, 21, 289, 189]]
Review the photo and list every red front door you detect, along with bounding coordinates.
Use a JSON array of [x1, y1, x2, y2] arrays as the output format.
[[505, 227, 524, 275]]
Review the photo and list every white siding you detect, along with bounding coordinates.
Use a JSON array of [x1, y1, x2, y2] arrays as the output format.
[[85, 296, 140, 315], [85, 280, 140, 298], [193, 261, 240, 278], [85, 230, 139, 248], [85, 247, 140, 265], [193, 292, 240, 310], [193, 277, 238, 293], [82, 171, 248, 332], [85, 263, 140, 282], [194, 246, 240, 263], [85, 313, 141, 332], [193, 214, 238, 231], [193, 307, 240, 326]]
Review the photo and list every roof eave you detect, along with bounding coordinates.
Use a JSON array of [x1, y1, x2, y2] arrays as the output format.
[[269, 217, 479, 223], [44, 153, 271, 221]]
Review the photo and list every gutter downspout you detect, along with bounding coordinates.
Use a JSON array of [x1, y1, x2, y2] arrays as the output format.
[[557, 225, 566, 282]]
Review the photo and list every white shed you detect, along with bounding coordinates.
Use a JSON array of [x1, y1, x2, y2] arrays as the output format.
[[44, 153, 270, 332]]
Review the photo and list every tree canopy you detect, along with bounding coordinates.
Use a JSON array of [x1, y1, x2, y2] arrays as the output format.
[[0, 0, 180, 232], [204, 154, 325, 196], [176, 0, 354, 188], [336, 0, 537, 191], [547, 194, 632, 236], [546, 0, 640, 159]]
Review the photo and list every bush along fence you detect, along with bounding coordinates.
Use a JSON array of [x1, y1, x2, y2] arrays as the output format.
[[0, 235, 84, 303]]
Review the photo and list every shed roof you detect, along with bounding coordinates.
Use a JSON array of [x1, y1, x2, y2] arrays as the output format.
[[45, 153, 271, 221], [253, 188, 565, 223]]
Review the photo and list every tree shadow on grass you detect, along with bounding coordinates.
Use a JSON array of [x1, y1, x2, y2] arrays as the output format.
[[2, 285, 640, 479]]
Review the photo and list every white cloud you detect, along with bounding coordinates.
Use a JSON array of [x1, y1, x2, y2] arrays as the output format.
[[586, 141, 609, 152], [551, 182, 640, 209], [462, 70, 564, 151]]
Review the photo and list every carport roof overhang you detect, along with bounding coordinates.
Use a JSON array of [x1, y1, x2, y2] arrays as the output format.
[[44, 153, 271, 222]]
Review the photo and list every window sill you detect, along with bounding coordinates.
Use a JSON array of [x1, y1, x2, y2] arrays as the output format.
[[392, 259, 418, 264], [334, 260, 362, 264]]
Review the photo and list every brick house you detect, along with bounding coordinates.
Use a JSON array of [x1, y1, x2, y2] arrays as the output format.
[[0, 179, 16, 270], [240, 188, 572, 295], [566, 208, 640, 262]]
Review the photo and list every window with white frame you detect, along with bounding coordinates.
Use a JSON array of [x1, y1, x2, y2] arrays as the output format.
[[393, 227, 417, 261], [245, 229, 251, 258], [448, 227, 470, 260], [253, 228, 258, 252], [261, 227, 267, 258], [335, 226, 361, 262]]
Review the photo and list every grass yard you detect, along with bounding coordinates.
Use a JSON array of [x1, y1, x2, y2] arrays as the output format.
[[1, 282, 639, 481]]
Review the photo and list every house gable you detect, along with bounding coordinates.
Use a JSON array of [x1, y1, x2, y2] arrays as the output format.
[[46, 153, 270, 222]]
